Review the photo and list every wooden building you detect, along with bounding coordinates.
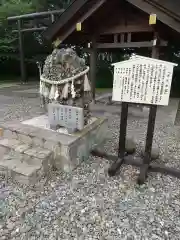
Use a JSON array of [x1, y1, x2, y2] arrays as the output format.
[[43, 0, 180, 101]]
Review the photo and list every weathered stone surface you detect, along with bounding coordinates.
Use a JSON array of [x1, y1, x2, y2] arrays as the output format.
[[0, 145, 9, 156], [40, 48, 92, 123], [125, 137, 136, 154], [54, 117, 108, 172], [29, 127, 62, 142], [0, 136, 52, 184], [47, 132, 76, 145], [15, 144, 30, 153], [58, 146, 71, 171], [23, 117, 77, 144], [27, 157, 50, 173], [0, 152, 43, 184], [18, 134, 32, 145], [0, 146, 51, 185], [51, 145, 61, 170], [58, 156, 73, 172], [24, 147, 51, 159], [0, 138, 30, 154], [42, 48, 86, 82], [1, 122, 22, 132], [12, 123, 37, 135], [11, 169, 43, 185], [3, 129, 17, 140], [3, 151, 23, 161], [0, 117, 108, 174], [32, 137, 44, 147], [0, 138, 19, 149], [141, 145, 160, 160], [43, 140, 58, 151]]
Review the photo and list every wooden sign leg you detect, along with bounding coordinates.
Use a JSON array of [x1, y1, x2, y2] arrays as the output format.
[[108, 102, 128, 176], [138, 105, 157, 184]]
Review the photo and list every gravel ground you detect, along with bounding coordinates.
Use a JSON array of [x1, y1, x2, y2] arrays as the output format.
[[0, 85, 180, 239], [0, 84, 44, 123], [175, 100, 180, 126]]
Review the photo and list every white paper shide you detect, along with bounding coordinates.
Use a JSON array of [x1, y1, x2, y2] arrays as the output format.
[[112, 55, 177, 106]]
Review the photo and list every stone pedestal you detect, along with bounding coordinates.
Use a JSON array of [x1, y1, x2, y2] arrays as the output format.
[[0, 116, 108, 175]]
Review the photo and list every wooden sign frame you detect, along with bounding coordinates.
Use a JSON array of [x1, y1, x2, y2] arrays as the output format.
[[91, 32, 180, 184], [92, 101, 180, 184]]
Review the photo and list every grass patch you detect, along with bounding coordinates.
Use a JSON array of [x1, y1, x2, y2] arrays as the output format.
[[0, 82, 19, 89], [96, 88, 112, 93], [0, 75, 21, 88], [0, 75, 39, 89]]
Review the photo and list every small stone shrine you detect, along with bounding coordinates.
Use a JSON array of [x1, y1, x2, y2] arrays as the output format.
[[38, 48, 92, 132], [0, 48, 107, 185]]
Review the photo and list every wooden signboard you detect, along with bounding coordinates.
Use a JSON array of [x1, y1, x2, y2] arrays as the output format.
[[112, 56, 177, 106], [92, 54, 179, 185]]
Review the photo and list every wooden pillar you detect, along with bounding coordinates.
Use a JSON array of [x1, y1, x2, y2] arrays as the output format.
[[152, 36, 160, 58], [127, 33, 132, 43], [17, 19, 26, 83], [120, 33, 125, 43], [114, 34, 118, 43], [90, 38, 97, 103], [145, 32, 159, 154], [138, 32, 159, 184], [51, 14, 55, 22]]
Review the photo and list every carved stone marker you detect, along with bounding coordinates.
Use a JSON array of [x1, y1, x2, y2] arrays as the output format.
[[48, 103, 84, 131]]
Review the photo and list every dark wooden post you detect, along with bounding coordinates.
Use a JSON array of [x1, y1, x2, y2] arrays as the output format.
[[90, 38, 97, 103], [138, 32, 159, 184], [108, 102, 129, 176], [18, 19, 26, 83]]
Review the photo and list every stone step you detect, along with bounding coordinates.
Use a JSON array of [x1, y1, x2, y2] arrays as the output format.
[[0, 152, 42, 185], [0, 138, 52, 185], [0, 138, 51, 158], [0, 138, 30, 154]]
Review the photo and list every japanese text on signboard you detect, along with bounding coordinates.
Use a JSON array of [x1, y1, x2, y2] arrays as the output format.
[[112, 57, 177, 106]]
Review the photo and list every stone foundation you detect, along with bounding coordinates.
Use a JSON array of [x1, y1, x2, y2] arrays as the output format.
[[0, 116, 108, 173]]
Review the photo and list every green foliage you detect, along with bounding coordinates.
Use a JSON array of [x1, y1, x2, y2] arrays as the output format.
[[0, 0, 33, 21], [165, 41, 180, 97], [0, 0, 34, 57], [31, 0, 72, 11], [1, 0, 180, 97], [0, 0, 73, 74], [96, 50, 132, 88], [0, 0, 72, 55]]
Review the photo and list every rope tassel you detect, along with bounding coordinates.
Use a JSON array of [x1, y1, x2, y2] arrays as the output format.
[[44, 83, 50, 98], [84, 74, 91, 92], [49, 84, 56, 99], [62, 83, 69, 99], [40, 80, 49, 98], [55, 86, 59, 100], [39, 80, 43, 95], [39, 66, 90, 100], [71, 80, 76, 98]]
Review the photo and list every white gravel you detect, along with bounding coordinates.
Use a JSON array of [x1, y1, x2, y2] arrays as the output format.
[[0, 88, 180, 239]]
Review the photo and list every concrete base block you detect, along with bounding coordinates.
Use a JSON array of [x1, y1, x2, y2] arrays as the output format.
[[53, 117, 108, 172], [0, 116, 108, 173]]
